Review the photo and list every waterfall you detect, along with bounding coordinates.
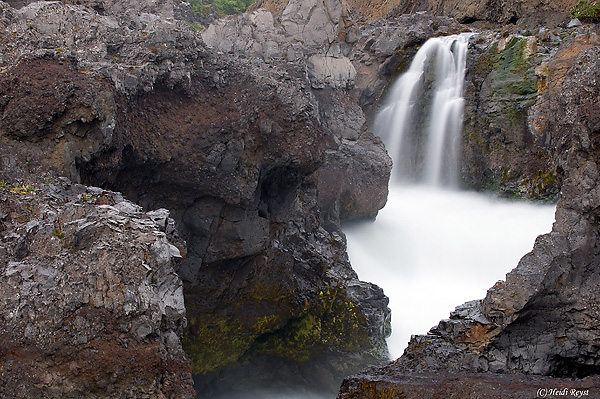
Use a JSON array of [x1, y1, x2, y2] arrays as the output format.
[[344, 34, 556, 360], [374, 34, 471, 186]]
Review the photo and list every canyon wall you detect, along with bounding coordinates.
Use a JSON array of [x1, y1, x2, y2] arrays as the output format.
[[0, 0, 393, 396], [2, 0, 600, 397]]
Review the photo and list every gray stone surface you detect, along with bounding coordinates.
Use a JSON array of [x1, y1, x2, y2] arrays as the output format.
[[0, 178, 194, 398]]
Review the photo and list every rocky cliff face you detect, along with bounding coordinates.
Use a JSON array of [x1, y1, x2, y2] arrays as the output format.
[[252, 0, 579, 26], [0, 0, 393, 396], [3, 0, 600, 398], [461, 31, 559, 199], [339, 23, 600, 399]]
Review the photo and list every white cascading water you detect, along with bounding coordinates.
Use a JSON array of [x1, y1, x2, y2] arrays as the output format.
[[344, 34, 557, 359], [374, 34, 470, 186]]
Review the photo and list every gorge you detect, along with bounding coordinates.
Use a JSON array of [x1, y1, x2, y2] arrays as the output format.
[[345, 33, 557, 361], [0, 0, 599, 398]]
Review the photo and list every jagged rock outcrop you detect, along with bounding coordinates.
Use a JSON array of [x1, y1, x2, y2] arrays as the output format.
[[0, 175, 194, 398], [338, 23, 600, 398], [0, 0, 393, 396], [4, 0, 597, 398]]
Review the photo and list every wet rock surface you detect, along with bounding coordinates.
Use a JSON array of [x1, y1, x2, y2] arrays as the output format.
[[338, 370, 600, 399], [461, 30, 560, 199]]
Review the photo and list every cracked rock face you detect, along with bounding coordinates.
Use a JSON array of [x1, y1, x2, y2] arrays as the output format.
[[0, 178, 194, 398]]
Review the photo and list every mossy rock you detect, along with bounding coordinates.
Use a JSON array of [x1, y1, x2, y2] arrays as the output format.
[[183, 279, 370, 375], [521, 169, 557, 200], [489, 36, 539, 99], [247, 284, 370, 362]]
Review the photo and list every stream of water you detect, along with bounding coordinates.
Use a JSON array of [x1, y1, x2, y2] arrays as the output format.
[[213, 33, 557, 399], [344, 33, 557, 360]]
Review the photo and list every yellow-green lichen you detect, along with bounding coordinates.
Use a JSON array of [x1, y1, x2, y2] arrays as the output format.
[[247, 284, 370, 362], [183, 316, 253, 374], [522, 170, 556, 198]]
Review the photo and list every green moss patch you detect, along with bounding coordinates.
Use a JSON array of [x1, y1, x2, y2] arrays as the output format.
[[521, 170, 556, 199], [183, 281, 370, 375], [490, 36, 539, 99], [570, 1, 600, 22], [248, 284, 370, 362]]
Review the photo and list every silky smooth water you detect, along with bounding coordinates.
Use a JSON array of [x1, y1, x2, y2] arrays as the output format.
[[374, 34, 471, 186], [344, 186, 556, 359], [345, 33, 557, 359]]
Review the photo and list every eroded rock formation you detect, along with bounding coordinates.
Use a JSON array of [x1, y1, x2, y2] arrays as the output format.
[[0, 0, 393, 396]]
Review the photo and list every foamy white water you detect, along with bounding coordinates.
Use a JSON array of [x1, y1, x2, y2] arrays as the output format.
[[344, 186, 556, 359]]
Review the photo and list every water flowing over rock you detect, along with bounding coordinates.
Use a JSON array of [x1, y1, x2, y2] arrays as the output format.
[[2, 0, 600, 397], [338, 23, 600, 399], [374, 34, 470, 186]]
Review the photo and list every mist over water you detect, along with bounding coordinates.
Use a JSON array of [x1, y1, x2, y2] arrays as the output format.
[[344, 186, 556, 359], [344, 33, 557, 360]]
